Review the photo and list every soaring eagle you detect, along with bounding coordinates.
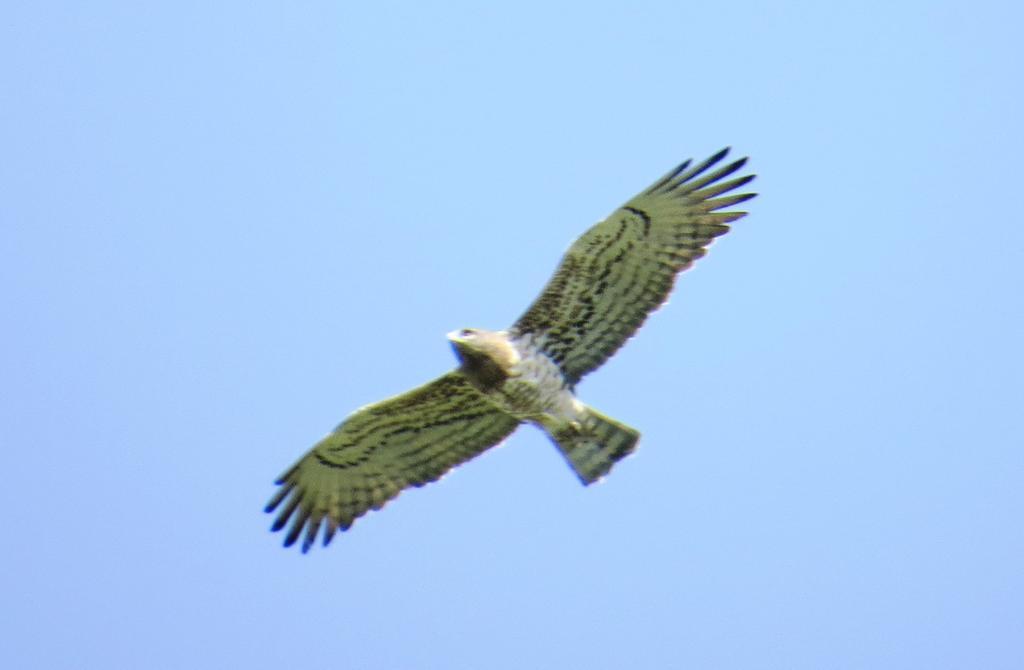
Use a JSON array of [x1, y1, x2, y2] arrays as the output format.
[[266, 148, 756, 551]]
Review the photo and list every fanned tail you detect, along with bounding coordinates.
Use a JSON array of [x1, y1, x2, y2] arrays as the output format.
[[549, 406, 640, 485]]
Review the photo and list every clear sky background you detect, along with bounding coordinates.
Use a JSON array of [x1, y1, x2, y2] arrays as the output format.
[[2, 2, 1022, 668]]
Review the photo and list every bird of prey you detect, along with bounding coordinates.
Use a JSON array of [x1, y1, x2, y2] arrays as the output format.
[[266, 148, 756, 551]]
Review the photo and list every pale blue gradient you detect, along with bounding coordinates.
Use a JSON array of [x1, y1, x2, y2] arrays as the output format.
[[2, 2, 1022, 668]]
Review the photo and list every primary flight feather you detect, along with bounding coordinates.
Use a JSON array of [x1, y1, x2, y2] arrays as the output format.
[[266, 148, 756, 551]]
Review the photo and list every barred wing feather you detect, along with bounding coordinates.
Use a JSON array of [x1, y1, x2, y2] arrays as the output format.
[[265, 372, 520, 551], [512, 148, 756, 385]]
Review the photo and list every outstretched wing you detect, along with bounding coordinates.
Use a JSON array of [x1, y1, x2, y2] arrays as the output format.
[[265, 371, 520, 551], [512, 148, 756, 385]]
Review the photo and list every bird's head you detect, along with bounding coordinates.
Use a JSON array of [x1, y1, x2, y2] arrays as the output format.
[[447, 328, 483, 360], [447, 328, 520, 375], [448, 327, 519, 390], [448, 327, 479, 342]]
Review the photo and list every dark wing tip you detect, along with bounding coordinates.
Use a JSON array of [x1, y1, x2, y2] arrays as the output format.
[[645, 148, 747, 197], [264, 482, 293, 514], [703, 191, 758, 213], [268, 488, 356, 551], [272, 464, 298, 487], [709, 146, 731, 163], [663, 148, 738, 193], [726, 156, 748, 172], [299, 515, 323, 553], [718, 210, 751, 224], [645, 159, 692, 195], [269, 489, 301, 531], [283, 508, 311, 548]]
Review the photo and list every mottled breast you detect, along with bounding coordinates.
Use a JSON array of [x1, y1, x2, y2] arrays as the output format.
[[497, 332, 576, 420]]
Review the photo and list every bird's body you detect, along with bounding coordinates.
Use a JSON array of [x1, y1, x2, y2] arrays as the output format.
[[266, 148, 757, 551], [450, 329, 576, 422], [449, 327, 638, 484]]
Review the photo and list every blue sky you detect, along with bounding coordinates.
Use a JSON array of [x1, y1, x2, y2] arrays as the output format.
[[3, 2, 1022, 668]]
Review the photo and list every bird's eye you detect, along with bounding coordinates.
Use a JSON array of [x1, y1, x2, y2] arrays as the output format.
[[460, 328, 474, 337]]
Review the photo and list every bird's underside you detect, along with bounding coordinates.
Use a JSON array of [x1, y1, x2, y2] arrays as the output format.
[[266, 147, 756, 551]]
